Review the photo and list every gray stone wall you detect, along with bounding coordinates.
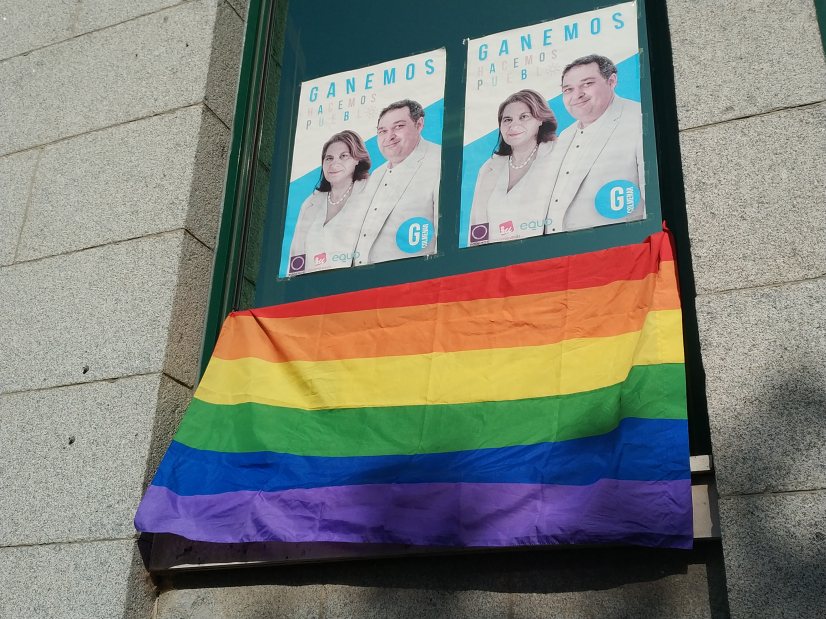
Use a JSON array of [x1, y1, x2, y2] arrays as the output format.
[[0, 1, 244, 617], [667, 0, 826, 617]]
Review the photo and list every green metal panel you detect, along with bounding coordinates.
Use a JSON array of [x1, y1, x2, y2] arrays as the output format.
[[815, 0, 826, 53], [253, 0, 663, 308], [199, 0, 273, 373], [642, 0, 711, 456]]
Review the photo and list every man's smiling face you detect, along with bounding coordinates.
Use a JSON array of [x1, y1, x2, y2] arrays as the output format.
[[377, 107, 423, 166], [561, 62, 617, 128]]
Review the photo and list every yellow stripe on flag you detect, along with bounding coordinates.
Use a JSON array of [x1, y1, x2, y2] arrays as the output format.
[[196, 309, 684, 410]]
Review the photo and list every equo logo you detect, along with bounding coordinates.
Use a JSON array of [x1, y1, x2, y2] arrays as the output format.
[[395, 217, 433, 253], [519, 218, 553, 231], [594, 180, 641, 219], [332, 251, 360, 262]]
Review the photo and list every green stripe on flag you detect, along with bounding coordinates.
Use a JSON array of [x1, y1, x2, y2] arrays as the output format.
[[176, 363, 686, 457]]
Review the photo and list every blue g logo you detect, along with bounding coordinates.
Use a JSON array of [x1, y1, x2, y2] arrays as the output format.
[[595, 180, 641, 219], [396, 217, 433, 253]]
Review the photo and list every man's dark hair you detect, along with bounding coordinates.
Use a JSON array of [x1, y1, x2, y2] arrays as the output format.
[[561, 54, 617, 82], [378, 99, 425, 123]]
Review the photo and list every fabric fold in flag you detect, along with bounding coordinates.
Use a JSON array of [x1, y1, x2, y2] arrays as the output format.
[[135, 230, 693, 549]]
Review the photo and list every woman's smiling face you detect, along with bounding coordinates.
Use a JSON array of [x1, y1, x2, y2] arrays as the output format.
[[322, 141, 358, 185], [499, 101, 541, 149]]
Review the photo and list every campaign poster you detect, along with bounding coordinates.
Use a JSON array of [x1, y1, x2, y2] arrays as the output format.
[[460, 1, 644, 248], [279, 49, 446, 278]]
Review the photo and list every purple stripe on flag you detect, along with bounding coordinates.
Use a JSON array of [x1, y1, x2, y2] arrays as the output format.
[[136, 479, 693, 549]]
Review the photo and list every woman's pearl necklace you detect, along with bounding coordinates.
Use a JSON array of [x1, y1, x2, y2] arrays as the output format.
[[509, 143, 539, 170], [327, 182, 353, 206]]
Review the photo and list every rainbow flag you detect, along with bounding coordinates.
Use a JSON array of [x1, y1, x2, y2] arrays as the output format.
[[135, 231, 693, 548]]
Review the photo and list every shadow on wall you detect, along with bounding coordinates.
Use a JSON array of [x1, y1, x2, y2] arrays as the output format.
[[154, 542, 731, 618], [719, 488, 826, 619], [715, 363, 826, 495], [714, 364, 826, 619]]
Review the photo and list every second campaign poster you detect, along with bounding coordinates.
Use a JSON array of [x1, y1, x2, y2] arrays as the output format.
[[461, 1, 645, 247], [280, 49, 446, 277]]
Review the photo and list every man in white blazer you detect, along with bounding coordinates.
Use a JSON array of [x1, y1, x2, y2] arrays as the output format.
[[545, 54, 645, 234], [354, 100, 440, 266]]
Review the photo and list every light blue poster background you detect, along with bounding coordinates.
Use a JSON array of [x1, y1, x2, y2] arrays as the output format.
[[458, 54, 640, 248]]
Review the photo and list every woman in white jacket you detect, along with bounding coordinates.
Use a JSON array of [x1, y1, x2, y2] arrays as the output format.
[[288, 130, 372, 275], [469, 89, 559, 246]]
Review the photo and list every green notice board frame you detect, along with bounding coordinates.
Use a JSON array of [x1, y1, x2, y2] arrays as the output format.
[[203, 0, 711, 456], [257, 0, 661, 305]]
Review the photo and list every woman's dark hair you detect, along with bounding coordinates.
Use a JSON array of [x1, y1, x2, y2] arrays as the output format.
[[316, 130, 371, 192], [493, 89, 557, 156]]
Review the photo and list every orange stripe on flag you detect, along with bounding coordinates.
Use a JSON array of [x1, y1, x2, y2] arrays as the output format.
[[214, 263, 680, 363]]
